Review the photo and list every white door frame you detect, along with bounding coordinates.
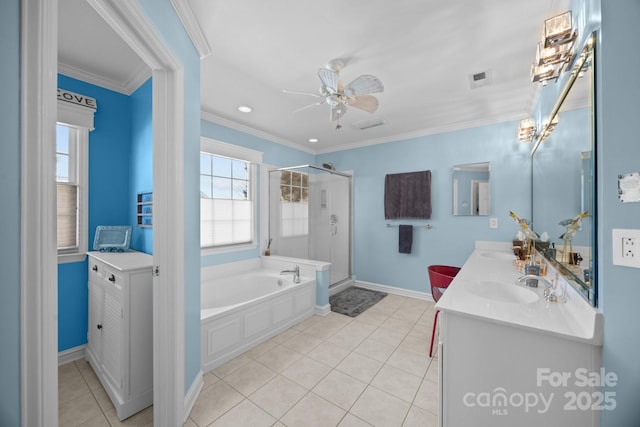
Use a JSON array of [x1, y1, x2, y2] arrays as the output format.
[[21, 1, 186, 425]]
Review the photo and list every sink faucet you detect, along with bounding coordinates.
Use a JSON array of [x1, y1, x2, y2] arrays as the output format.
[[517, 275, 564, 302], [280, 265, 300, 283]]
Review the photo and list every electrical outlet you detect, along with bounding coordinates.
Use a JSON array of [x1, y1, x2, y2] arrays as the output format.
[[613, 229, 640, 268], [623, 237, 637, 259], [489, 217, 498, 229]]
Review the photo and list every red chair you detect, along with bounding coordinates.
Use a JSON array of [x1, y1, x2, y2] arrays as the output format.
[[428, 265, 461, 357]]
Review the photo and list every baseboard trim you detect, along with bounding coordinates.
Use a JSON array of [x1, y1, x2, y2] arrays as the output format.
[[355, 280, 434, 302], [315, 304, 331, 316], [183, 370, 204, 424], [328, 279, 354, 297], [58, 345, 86, 366]]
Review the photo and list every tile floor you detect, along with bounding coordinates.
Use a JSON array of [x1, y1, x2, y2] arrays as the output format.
[[59, 293, 439, 427]]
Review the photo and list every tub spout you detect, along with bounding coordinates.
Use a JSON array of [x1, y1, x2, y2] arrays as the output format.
[[280, 265, 300, 283]]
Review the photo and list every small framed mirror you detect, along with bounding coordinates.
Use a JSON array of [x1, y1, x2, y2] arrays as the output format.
[[452, 162, 491, 216]]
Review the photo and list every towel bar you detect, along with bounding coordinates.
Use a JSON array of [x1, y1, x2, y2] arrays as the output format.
[[386, 223, 433, 229]]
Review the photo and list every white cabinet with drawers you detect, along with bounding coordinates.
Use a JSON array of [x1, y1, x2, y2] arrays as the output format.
[[86, 251, 153, 421]]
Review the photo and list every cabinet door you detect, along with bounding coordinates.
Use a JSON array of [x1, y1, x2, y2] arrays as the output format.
[[87, 281, 104, 362], [102, 283, 123, 391]]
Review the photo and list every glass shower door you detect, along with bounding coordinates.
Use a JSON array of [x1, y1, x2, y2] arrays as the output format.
[[269, 166, 351, 286]]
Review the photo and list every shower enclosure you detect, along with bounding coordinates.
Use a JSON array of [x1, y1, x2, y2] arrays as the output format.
[[268, 165, 352, 287]]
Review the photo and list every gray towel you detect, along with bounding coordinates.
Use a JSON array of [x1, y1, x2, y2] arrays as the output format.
[[399, 224, 413, 254], [384, 170, 432, 219]]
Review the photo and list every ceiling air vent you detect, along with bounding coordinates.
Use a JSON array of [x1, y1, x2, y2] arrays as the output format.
[[469, 69, 492, 89], [353, 118, 386, 130]]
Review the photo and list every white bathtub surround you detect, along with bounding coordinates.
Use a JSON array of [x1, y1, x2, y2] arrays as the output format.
[[201, 256, 329, 373], [436, 241, 603, 426]]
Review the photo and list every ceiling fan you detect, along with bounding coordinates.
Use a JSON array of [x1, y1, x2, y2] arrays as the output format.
[[284, 59, 384, 127]]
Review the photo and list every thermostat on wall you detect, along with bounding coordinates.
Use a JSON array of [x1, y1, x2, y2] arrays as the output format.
[[618, 172, 640, 203]]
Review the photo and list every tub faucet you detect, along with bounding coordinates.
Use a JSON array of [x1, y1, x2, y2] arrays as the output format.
[[281, 265, 300, 283]]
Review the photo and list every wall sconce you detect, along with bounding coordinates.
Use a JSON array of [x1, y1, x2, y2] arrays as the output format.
[[518, 118, 536, 143], [540, 116, 559, 141], [517, 116, 559, 144], [531, 11, 577, 85]]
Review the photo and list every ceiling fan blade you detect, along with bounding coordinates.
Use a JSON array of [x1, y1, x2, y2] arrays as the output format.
[[293, 99, 325, 113], [330, 104, 347, 122], [346, 95, 379, 113], [343, 75, 384, 97], [282, 89, 321, 98], [318, 68, 339, 94]]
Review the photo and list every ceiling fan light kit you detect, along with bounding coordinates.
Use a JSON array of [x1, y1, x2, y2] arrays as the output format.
[[284, 59, 384, 129]]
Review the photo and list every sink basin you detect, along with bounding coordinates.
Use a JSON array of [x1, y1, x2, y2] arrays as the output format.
[[480, 251, 515, 261], [467, 281, 540, 304]]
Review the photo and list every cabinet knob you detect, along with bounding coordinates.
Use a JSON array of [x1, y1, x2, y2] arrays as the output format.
[[92, 265, 98, 272], [108, 274, 115, 282], [96, 324, 102, 330]]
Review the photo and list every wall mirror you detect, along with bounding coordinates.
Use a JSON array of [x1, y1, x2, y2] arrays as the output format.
[[531, 32, 596, 306], [453, 162, 491, 216]]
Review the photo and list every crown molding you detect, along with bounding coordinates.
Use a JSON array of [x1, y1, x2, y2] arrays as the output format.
[[58, 61, 150, 95], [313, 112, 529, 154], [170, 0, 212, 58], [200, 109, 317, 155]]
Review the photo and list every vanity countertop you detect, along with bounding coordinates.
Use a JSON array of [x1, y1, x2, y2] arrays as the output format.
[[435, 241, 603, 346]]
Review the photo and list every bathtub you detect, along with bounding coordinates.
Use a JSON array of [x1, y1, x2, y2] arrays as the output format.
[[201, 258, 318, 373]]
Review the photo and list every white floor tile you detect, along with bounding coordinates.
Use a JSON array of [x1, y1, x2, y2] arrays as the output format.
[[313, 369, 367, 410], [350, 386, 411, 427], [280, 392, 346, 427], [249, 375, 307, 419], [336, 352, 383, 384], [223, 359, 277, 396], [208, 399, 276, 427], [282, 356, 332, 389], [60, 294, 439, 427], [371, 364, 422, 403]]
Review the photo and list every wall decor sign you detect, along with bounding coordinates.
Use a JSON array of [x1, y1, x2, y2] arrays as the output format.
[[57, 88, 97, 110]]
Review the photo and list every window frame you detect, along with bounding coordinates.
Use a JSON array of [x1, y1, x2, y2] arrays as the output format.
[[279, 169, 310, 238], [200, 137, 263, 255], [56, 123, 89, 264], [56, 91, 95, 264]]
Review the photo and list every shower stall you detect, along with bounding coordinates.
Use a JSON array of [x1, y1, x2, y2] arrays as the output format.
[[268, 165, 352, 287]]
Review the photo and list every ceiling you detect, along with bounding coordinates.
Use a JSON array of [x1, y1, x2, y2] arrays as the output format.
[[58, 0, 569, 154]]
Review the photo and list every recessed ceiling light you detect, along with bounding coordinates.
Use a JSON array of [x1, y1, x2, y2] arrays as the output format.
[[308, 138, 319, 143], [238, 105, 252, 113]]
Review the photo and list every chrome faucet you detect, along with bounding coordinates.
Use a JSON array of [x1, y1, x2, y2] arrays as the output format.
[[280, 265, 300, 283], [517, 275, 564, 302]]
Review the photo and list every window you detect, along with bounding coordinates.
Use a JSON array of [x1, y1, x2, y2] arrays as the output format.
[[56, 123, 88, 262], [200, 138, 262, 252], [56, 88, 95, 263], [280, 170, 309, 237]]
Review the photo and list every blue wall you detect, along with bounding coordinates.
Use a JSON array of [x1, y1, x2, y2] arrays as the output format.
[[130, 78, 154, 253], [56, 75, 134, 352], [0, 0, 21, 424], [318, 121, 530, 292], [599, 1, 640, 425]]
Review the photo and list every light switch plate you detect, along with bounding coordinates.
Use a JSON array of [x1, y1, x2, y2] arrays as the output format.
[[612, 228, 640, 268]]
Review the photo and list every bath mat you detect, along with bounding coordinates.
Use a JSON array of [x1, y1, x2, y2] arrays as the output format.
[[330, 287, 387, 317]]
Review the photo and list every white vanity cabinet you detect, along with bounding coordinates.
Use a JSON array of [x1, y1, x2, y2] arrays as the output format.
[[86, 251, 153, 421], [436, 243, 604, 427]]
